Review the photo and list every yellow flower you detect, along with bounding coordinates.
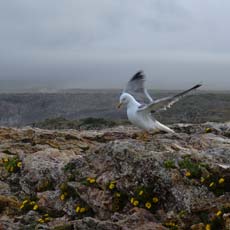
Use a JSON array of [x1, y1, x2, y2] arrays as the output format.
[[33, 204, 38, 210], [138, 190, 144, 196], [9, 166, 14, 172], [216, 210, 222, 216], [38, 218, 44, 223], [218, 178, 225, 184], [109, 183, 115, 190], [44, 214, 49, 217], [2, 158, 8, 163], [152, 197, 159, 203], [130, 197, 134, 204], [17, 162, 22, 168], [75, 206, 80, 213], [209, 182, 215, 187], [80, 207, 86, 213], [205, 224, 211, 230], [44, 217, 51, 222], [185, 171, 191, 177], [60, 194, 65, 201], [115, 192, 121, 197], [205, 128, 212, 133], [90, 179, 96, 183], [200, 177, 205, 183], [165, 222, 176, 227], [30, 201, 35, 205], [145, 202, 151, 209], [87, 177, 96, 184], [133, 200, 139, 206], [20, 204, 24, 209], [22, 200, 28, 205]]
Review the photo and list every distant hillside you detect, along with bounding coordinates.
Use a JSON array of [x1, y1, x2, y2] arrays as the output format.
[[0, 90, 229, 127]]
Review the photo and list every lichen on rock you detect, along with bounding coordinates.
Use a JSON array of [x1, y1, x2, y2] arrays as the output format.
[[0, 122, 229, 229]]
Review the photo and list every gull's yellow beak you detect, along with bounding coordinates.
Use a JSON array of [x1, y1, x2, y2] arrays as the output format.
[[117, 102, 123, 109]]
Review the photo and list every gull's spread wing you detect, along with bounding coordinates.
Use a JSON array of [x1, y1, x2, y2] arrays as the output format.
[[124, 71, 153, 104], [137, 84, 202, 113]]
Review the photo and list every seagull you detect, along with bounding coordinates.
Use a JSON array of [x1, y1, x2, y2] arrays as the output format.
[[117, 71, 202, 134]]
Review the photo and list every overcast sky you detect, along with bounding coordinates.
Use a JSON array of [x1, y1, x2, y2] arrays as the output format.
[[0, 0, 230, 90]]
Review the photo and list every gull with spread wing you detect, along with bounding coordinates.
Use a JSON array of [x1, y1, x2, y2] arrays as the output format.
[[117, 71, 202, 133]]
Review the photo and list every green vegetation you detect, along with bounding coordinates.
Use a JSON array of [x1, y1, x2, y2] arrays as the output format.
[[53, 224, 73, 230], [163, 156, 228, 196], [1, 156, 22, 173], [36, 178, 54, 192], [63, 162, 80, 181], [198, 208, 230, 230], [59, 183, 78, 201], [129, 185, 160, 212], [163, 222, 179, 230], [179, 157, 202, 178], [164, 159, 176, 169]]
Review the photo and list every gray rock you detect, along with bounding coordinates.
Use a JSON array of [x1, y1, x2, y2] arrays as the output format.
[[0, 123, 229, 230]]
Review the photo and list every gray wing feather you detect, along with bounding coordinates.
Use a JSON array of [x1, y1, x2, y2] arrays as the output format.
[[124, 71, 153, 103], [138, 84, 202, 113]]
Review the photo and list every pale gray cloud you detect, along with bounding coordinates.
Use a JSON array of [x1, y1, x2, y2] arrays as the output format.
[[0, 0, 230, 90]]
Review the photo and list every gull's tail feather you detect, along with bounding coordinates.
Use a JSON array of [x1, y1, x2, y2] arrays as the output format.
[[155, 121, 175, 133]]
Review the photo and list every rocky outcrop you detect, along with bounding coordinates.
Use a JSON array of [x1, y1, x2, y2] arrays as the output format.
[[0, 122, 229, 229]]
